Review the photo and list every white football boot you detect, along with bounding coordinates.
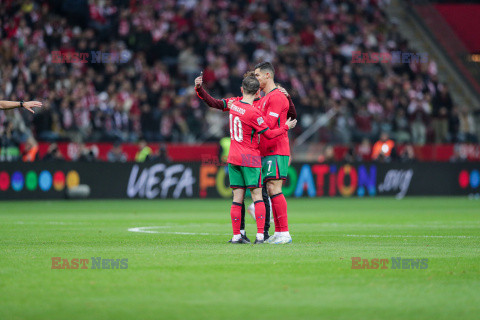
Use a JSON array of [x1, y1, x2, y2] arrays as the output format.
[[270, 233, 292, 244]]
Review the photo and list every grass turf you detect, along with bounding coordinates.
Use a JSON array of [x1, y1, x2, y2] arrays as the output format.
[[0, 197, 479, 320]]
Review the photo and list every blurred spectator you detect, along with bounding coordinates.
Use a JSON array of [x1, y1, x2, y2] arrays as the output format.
[[22, 137, 38, 162], [371, 132, 395, 162], [353, 105, 374, 143], [318, 145, 335, 163], [450, 143, 468, 162], [357, 138, 372, 161], [344, 145, 358, 163], [449, 106, 461, 142], [392, 108, 411, 144], [398, 143, 416, 162], [458, 107, 477, 143], [408, 93, 431, 145], [42, 143, 64, 161], [0, 121, 21, 161], [107, 142, 127, 162], [178, 46, 201, 83], [140, 104, 161, 142], [219, 136, 230, 164], [151, 143, 171, 163], [77, 143, 97, 162], [135, 140, 152, 162], [431, 83, 452, 143], [333, 103, 353, 144], [33, 104, 61, 142]]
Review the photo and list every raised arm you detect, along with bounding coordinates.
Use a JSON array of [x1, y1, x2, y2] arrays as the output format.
[[194, 76, 226, 111], [0, 100, 43, 113]]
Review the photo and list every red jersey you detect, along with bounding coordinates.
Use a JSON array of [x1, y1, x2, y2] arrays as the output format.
[[222, 96, 262, 112], [227, 100, 288, 167], [258, 88, 290, 157]]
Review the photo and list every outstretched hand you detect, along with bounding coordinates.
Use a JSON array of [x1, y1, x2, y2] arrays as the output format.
[[23, 101, 43, 114]]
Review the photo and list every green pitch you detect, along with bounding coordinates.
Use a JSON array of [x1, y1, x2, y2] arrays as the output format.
[[1, 198, 479, 320]]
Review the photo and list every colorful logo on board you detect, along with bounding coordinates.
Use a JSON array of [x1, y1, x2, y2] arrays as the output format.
[[459, 169, 480, 189], [0, 170, 80, 192], [199, 164, 377, 198]]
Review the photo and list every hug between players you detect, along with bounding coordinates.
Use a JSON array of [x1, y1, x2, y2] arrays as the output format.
[[195, 61, 298, 244]]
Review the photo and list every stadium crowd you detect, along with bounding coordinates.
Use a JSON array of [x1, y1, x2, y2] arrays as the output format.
[[0, 0, 478, 162]]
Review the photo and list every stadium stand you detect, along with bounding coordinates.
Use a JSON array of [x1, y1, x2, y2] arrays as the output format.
[[0, 0, 478, 162]]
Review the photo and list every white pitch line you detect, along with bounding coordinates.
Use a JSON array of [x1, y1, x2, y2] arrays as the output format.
[[127, 226, 477, 239], [345, 234, 477, 239], [128, 227, 162, 234], [12, 221, 87, 225], [294, 223, 480, 229], [127, 226, 228, 235], [157, 232, 226, 235]]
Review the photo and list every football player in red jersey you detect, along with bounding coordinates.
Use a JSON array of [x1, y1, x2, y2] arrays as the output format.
[[226, 76, 296, 243], [254, 62, 295, 244], [194, 72, 296, 241]]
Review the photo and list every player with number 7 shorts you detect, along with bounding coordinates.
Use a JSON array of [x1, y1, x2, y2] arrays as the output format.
[[254, 62, 295, 244], [227, 76, 297, 244]]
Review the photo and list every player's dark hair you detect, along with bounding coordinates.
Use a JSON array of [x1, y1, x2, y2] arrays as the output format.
[[242, 76, 260, 95], [254, 61, 275, 77], [243, 70, 255, 78]]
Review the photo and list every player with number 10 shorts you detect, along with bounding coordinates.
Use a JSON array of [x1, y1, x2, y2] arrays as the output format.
[[226, 76, 296, 244]]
